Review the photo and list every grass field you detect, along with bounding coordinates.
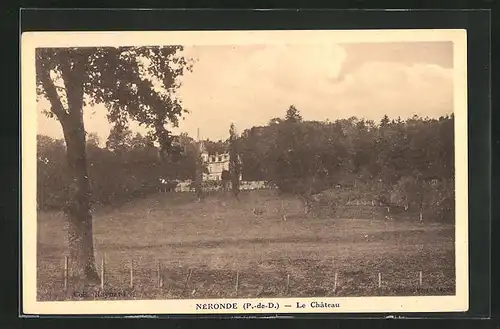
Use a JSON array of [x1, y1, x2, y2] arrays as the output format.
[[37, 190, 455, 301]]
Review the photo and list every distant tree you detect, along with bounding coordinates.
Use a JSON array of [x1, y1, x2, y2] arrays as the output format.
[[203, 139, 228, 155], [37, 135, 69, 209], [239, 126, 272, 181], [380, 114, 390, 128], [86, 133, 101, 147], [194, 140, 204, 201], [174, 133, 198, 180], [129, 132, 154, 150], [229, 123, 241, 198], [36, 46, 193, 283], [155, 133, 198, 181], [233, 110, 455, 221], [265, 112, 339, 214], [268, 117, 283, 126], [106, 123, 133, 153], [285, 105, 302, 123]]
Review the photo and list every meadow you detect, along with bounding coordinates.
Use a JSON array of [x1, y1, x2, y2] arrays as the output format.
[[37, 190, 455, 301]]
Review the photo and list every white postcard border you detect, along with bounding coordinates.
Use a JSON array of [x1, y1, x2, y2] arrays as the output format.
[[21, 29, 468, 315]]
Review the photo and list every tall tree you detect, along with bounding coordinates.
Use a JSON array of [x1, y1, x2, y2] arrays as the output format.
[[265, 110, 337, 214], [380, 114, 390, 128], [285, 105, 302, 123], [106, 123, 132, 153], [229, 123, 241, 198], [239, 126, 271, 181], [36, 46, 192, 283], [194, 139, 204, 201]]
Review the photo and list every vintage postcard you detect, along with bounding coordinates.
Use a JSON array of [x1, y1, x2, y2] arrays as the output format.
[[21, 29, 468, 315]]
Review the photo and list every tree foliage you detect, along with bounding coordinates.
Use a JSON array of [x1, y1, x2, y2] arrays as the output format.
[[203, 139, 228, 155], [285, 105, 302, 123], [36, 45, 193, 281], [237, 106, 454, 221], [36, 46, 193, 157], [106, 123, 133, 153], [37, 133, 199, 209]]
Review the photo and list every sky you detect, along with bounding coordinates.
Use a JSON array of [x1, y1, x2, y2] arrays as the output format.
[[37, 41, 453, 144]]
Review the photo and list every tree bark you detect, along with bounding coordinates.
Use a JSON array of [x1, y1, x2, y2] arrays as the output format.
[[41, 49, 100, 283], [194, 141, 204, 201], [61, 115, 100, 283], [230, 161, 240, 198]]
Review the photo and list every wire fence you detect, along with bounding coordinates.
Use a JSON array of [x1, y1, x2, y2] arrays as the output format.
[[38, 254, 455, 301]]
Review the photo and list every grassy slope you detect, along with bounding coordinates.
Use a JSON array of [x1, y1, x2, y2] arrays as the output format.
[[37, 190, 455, 300]]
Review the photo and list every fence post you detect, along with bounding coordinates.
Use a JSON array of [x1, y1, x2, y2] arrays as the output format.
[[64, 256, 68, 292], [101, 253, 105, 290], [157, 261, 163, 288], [156, 261, 161, 288], [419, 271, 423, 286], [281, 200, 287, 221], [130, 259, 134, 289], [334, 272, 338, 293], [378, 272, 381, 289], [235, 270, 240, 297], [285, 274, 290, 295], [184, 269, 192, 293]]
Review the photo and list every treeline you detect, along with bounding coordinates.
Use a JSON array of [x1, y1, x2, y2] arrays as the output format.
[[37, 125, 235, 211], [238, 106, 454, 221], [37, 126, 191, 209], [38, 106, 455, 221]]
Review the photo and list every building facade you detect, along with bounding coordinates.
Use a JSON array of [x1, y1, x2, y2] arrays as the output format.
[[201, 151, 230, 181], [200, 144, 242, 182]]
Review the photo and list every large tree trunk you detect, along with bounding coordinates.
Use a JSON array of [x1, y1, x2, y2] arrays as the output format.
[[37, 49, 100, 284], [57, 50, 99, 283], [61, 114, 100, 284]]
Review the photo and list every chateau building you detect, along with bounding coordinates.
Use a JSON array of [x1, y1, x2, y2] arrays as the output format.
[[200, 143, 242, 182]]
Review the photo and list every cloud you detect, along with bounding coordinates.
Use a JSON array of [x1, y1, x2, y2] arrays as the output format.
[[327, 62, 453, 120], [37, 43, 453, 142], [174, 45, 452, 139], [244, 44, 347, 92], [338, 42, 453, 79], [174, 44, 348, 139]]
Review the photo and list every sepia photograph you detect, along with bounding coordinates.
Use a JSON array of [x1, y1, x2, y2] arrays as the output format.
[[22, 29, 468, 315]]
